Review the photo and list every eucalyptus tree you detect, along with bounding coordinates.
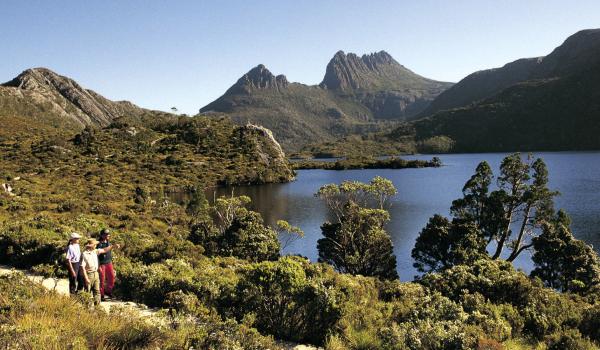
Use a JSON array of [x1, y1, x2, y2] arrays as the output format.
[[316, 176, 399, 279], [413, 153, 560, 272]]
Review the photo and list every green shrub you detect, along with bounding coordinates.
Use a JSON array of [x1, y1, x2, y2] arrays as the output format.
[[0, 218, 65, 269], [547, 330, 596, 350], [579, 305, 600, 342], [233, 256, 343, 345]]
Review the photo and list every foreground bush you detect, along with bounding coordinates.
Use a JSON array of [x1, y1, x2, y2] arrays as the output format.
[[0, 215, 66, 270], [232, 256, 343, 344], [0, 273, 282, 349], [1, 204, 599, 349], [0, 273, 164, 349]]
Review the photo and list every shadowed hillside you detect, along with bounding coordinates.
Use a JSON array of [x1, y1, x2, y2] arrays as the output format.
[[403, 29, 600, 152], [301, 29, 600, 156]]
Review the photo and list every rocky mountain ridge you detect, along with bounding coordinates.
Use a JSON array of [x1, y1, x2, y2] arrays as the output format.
[[1, 68, 151, 128], [225, 64, 289, 95], [320, 50, 448, 92]]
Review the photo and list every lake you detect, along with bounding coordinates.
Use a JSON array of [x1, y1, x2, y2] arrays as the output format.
[[207, 152, 600, 280]]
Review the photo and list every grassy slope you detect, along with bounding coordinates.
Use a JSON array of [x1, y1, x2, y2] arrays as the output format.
[[0, 273, 281, 349], [0, 115, 294, 238], [207, 83, 398, 151]]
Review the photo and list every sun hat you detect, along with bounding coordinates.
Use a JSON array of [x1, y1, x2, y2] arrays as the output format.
[[85, 238, 99, 248], [70, 232, 82, 240]]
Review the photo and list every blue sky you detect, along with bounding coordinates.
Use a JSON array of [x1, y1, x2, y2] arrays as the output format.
[[2, 1, 599, 114]]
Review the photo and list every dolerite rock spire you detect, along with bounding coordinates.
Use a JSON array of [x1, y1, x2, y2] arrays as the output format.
[[225, 64, 289, 95], [319, 50, 453, 119], [320, 50, 420, 91]]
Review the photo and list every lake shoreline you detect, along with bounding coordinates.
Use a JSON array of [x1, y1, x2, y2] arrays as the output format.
[[292, 156, 442, 170]]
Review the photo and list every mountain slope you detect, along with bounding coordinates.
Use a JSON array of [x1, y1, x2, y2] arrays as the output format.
[[399, 29, 600, 152], [421, 29, 600, 116], [0, 67, 294, 186], [201, 51, 452, 150], [201, 64, 383, 151], [0, 68, 160, 135]]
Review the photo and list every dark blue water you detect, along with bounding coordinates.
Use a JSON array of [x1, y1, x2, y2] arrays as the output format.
[[211, 152, 600, 280]]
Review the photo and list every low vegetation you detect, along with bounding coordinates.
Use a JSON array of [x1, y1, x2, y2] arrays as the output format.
[[1, 119, 599, 350], [0, 272, 281, 349], [294, 131, 456, 158]]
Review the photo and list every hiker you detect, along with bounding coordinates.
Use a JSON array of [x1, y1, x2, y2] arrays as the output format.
[[66, 232, 84, 295], [97, 228, 119, 301], [80, 238, 113, 305]]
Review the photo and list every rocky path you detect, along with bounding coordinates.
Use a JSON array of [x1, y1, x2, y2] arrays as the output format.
[[0, 264, 157, 317], [0, 265, 320, 350]]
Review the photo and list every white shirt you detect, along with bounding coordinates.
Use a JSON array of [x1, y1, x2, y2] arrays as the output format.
[[66, 243, 81, 263]]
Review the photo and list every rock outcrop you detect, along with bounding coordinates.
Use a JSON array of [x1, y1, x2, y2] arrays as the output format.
[[235, 123, 295, 183], [1, 183, 15, 196]]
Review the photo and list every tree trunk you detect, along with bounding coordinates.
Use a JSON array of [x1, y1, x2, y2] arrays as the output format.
[[492, 209, 513, 259], [507, 204, 532, 261]]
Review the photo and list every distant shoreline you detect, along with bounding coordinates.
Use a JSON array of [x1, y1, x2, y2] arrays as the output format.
[[291, 156, 442, 170]]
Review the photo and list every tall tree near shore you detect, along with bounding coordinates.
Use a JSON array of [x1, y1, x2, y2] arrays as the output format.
[[413, 153, 559, 273], [412, 215, 487, 273], [316, 177, 399, 279]]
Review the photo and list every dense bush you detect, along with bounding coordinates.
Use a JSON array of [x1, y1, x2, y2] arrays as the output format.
[[419, 259, 591, 341], [232, 256, 343, 345], [0, 216, 66, 270], [190, 196, 280, 262]]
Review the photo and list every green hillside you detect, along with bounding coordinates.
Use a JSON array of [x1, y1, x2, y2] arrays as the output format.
[[200, 51, 452, 151]]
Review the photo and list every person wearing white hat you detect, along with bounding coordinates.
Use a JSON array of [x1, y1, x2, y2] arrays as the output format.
[[66, 232, 84, 294]]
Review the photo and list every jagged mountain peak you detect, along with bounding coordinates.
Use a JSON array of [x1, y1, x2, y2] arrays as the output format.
[[361, 50, 396, 66], [320, 49, 448, 92], [330, 50, 394, 64], [225, 64, 289, 95]]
